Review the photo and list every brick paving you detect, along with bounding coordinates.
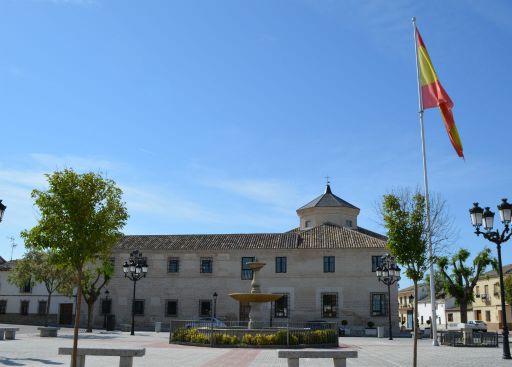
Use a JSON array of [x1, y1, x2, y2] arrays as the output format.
[[0, 324, 510, 366]]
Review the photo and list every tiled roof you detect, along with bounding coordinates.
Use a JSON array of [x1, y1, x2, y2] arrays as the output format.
[[115, 223, 387, 251], [297, 184, 359, 210], [481, 264, 512, 279], [0, 260, 16, 271]]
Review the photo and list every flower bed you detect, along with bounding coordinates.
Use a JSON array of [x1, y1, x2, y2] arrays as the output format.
[[171, 327, 337, 347]]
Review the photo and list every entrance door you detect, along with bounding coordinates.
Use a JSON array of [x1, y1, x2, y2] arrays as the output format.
[[407, 310, 413, 329], [475, 310, 482, 321], [59, 303, 73, 325], [239, 302, 250, 322]]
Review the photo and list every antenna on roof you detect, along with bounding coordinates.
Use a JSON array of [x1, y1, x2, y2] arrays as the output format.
[[7, 236, 17, 261]]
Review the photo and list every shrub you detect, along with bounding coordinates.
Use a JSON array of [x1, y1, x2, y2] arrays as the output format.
[[367, 321, 375, 328], [172, 328, 209, 344], [242, 333, 254, 345]]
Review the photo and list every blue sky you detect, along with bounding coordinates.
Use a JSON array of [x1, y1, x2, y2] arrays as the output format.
[[1, 0, 511, 288]]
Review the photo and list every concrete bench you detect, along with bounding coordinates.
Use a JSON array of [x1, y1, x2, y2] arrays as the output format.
[[278, 349, 358, 367], [58, 347, 145, 367], [38, 326, 60, 337], [0, 327, 20, 340]]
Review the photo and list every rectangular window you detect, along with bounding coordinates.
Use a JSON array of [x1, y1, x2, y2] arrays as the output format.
[[305, 220, 311, 228], [322, 293, 337, 318], [275, 257, 287, 273], [494, 282, 500, 295], [371, 293, 387, 316], [448, 313, 453, 322], [476, 286, 480, 296], [20, 300, 29, 315], [168, 257, 179, 273], [38, 301, 47, 315], [421, 316, 424, 324], [200, 257, 213, 273], [133, 300, 145, 316], [484, 285, 489, 297], [0, 300, 6, 314], [199, 300, 212, 317], [101, 299, 112, 315], [20, 279, 32, 293], [345, 220, 353, 227], [273, 294, 289, 318], [323, 256, 335, 273], [371, 256, 383, 272], [486, 310, 491, 322], [241, 257, 255, 280], [166, 300, 178, 317]]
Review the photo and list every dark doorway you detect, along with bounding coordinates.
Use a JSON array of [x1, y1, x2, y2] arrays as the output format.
[[59, 303, 73, 325], [239, 302, 250, 322]]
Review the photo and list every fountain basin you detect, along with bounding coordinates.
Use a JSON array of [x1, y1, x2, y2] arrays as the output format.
[[229, 293, 282, 303]]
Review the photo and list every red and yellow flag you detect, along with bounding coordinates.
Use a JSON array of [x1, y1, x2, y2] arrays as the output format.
[[416, 28, 464, 158]]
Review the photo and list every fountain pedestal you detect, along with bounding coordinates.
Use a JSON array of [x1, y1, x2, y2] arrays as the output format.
[[229, 260, 282, 329]]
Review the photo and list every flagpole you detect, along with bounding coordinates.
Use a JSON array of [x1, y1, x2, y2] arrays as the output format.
[[412, 17, 439, 347]]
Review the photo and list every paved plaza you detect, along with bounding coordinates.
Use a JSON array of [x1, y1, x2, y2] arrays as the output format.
[[0, 324, 510, 366]]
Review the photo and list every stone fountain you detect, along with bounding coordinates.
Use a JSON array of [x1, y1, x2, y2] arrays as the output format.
[[229, 260, 282, 329]]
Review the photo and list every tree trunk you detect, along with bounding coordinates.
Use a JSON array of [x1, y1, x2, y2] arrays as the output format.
[[86, 300, 94, 332], [413, 281, 418, 367], [460, 300, 468, 324], [45, 292, 52, 327], [72, 271, 83, 367]]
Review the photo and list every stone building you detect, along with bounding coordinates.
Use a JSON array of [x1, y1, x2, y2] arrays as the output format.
[[92, 184, 399, 333]]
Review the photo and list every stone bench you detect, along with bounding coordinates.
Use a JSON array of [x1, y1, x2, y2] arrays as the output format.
[[0, 327, 20, 340], [58, 347, 145, 367], [278, 349, 358, 367], [38, 326, 60, 337]]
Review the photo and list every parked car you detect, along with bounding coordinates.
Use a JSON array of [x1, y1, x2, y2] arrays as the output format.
[[467, 320, 487, 332], [305, 320, 334, 330], [447, 321, 487, 332], [185, 317, 227, 329]]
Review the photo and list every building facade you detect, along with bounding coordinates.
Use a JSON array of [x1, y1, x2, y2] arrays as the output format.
[[88, 185, 399, 333], [0, 260, 76, 325]]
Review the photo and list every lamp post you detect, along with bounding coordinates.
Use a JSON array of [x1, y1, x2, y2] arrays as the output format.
[[212, 292, 218, 319], [376, 253, 401, 340], [469, 200, 512, 359], [123, 250, 148, 336], [0, 200, 6, 222]]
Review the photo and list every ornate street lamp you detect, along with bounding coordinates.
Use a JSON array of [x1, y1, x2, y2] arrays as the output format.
[[123, 250, 148, 336], [212, 292, 218, 319], [0, 200, 6, 223], [470, 200, 512, 359], [376, 253, 401, 340]]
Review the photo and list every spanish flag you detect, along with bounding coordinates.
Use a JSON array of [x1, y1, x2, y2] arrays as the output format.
[[416, 27, 464, 158]]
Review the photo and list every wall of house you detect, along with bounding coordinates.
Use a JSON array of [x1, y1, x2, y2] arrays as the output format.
[[298, 207, 359, 230], [0, 271, 76, 325], [89, 247, 399, 333], [472, 276, 512, 331], [417, 300, 446, 329]]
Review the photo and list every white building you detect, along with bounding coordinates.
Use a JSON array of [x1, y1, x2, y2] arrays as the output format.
[[0, 259, 76, 325]]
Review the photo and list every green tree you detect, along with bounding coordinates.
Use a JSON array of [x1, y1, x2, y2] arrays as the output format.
[[82, 260, 113, 332], [437, 248, 496, 323], [21, 169, 128, 367], [504, 275, 512, 306], [8, 249, 74, 326], [424, 268, 445, 297], [381, 190, 427, 367]]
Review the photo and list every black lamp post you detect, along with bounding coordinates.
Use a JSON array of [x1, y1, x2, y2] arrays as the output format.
[[212, 292, 218, 319], [123, 250, 148, 336], [0, 200, 6, 222], [469, 200, 512, 359], [376, 254, 401, 340]]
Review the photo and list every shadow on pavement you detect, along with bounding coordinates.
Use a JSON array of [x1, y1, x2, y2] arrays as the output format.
[[0, 357, 63, 366]]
